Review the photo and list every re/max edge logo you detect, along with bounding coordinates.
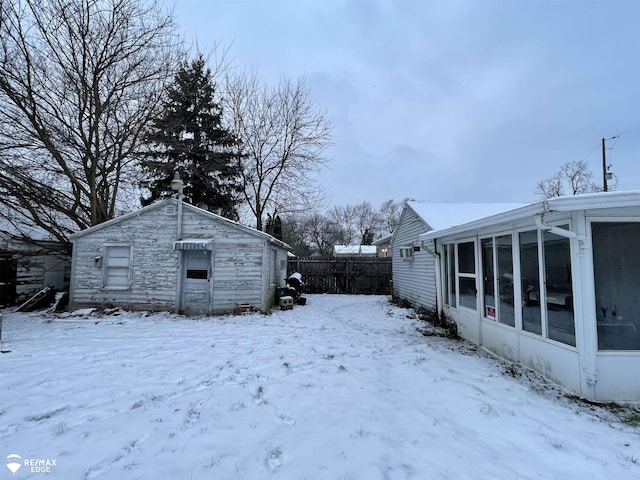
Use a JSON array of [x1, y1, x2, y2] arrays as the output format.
[[6, 454, 58, 475]]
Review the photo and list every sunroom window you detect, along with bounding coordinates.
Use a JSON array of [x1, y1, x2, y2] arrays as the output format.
[[519, 230, 542, 335], [443, 243, 456, 308], [517, 227, 575, 346], [592, 222, 640, 350], [543, 228, 575, 346], [480, 235, 514, 327], [457, 241, 476, 310]]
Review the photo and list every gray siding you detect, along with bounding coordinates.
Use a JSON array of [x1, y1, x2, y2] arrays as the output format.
[[392, 206, 437, 310], [212, 240, 264, 312], [71, 205, 181, 310], [70, 201, 288, 313]]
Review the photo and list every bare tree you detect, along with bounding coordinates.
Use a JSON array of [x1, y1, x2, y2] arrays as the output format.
[[304, 213, 340, 257], [379, 199, 403, 234], [536, 173, 564, 199], [224, 72, 332, 231], [0, 0, 181, 248], [352, 201, 382, 243], [327, 204, 358, 245], [536, 160, 601, 199]]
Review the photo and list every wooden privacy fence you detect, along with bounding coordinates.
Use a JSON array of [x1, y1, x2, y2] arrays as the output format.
[[287, 257, 392, 295]]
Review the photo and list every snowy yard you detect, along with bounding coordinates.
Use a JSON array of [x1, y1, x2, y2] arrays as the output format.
[[1, 294, 639, 479]]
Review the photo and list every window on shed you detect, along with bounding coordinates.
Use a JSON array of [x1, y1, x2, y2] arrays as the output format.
[[592, 222, 640, 351], [104, 245, 132, 288]]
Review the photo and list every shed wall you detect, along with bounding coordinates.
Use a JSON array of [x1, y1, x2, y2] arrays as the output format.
[[70, 203, 286, 313]]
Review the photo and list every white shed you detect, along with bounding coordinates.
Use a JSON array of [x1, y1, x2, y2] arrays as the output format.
[[69, 199, 290, 315], [420, 190, 640, 402], [391, 201, 524, 310]]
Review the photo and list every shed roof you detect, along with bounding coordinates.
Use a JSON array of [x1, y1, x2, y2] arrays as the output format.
[[70, 199, 291, 250]]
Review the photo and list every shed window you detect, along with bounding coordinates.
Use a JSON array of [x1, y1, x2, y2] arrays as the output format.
[[104, 245, 132, 288], [592, 222, 640, 350]]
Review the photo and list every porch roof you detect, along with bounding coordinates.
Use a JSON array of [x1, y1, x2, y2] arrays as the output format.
[[419, 190, 640, 242]]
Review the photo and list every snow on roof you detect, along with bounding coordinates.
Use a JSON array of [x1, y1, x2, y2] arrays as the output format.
[[407, 201, 529, 232], [333, 245, 377, 256], [372, 234, 392, 246]]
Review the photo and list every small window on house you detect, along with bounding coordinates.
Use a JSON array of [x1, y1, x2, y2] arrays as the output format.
[[399, 246, 414, 261], [104, 245, 132, 288]]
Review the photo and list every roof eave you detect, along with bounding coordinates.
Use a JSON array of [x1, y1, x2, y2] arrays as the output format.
[[420, 190, 640, 241]]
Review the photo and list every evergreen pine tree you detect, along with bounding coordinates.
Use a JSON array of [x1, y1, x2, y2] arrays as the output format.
[[141, 55, 242, 219]]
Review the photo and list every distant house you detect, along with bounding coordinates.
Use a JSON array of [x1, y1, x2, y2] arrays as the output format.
[[418, 190, 640, 402], [0, 219, 70, 306], [69, 199, 290, 315], [391, 201, 524, 310], [333, 245, 378, 257], [372, 234, 392, 257]]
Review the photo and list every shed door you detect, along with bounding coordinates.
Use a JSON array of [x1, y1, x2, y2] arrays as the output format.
[[182, 250, 211, 315]]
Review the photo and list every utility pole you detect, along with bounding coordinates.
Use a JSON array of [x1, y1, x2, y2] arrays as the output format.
[[602, 137, 608, 192]]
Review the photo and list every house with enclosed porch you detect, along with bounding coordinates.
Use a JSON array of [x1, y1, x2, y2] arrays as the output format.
[[419, 190, 640, 402], [391, 201, 524, 309], [68, 199, 290, 315]]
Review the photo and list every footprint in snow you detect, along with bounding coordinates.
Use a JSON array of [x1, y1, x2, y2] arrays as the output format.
[[266, 446, 282, 473]]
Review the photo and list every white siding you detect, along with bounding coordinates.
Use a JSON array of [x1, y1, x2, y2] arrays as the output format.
[[70, 201, 288, 313], [71, 205, 181, 311], [392, 205, 437, 310]]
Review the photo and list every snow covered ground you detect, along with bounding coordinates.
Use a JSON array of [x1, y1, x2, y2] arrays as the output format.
[[1, 294, 639, 479]]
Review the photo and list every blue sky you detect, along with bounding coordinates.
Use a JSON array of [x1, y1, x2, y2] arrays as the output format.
[[173, 0, 640, 208]]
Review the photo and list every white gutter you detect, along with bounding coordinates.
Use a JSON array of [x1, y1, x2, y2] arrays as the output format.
[[534, 213, 586, 244]]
